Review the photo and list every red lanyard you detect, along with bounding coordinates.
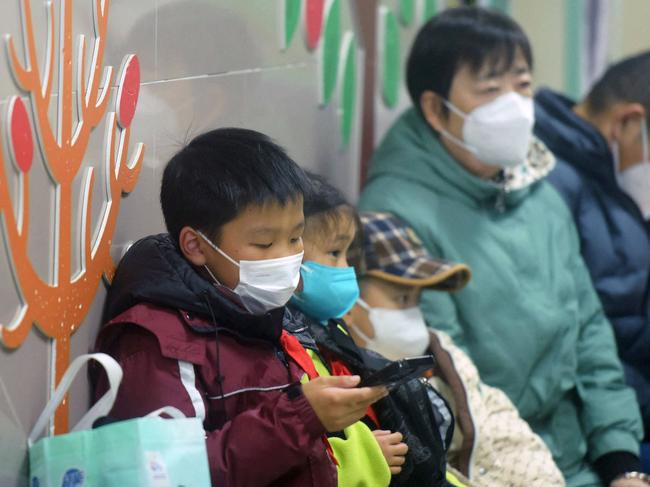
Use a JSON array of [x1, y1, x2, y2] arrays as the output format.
[[279, 330, 338, 466]]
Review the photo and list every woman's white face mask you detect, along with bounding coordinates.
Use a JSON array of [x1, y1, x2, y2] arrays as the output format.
[[355, 299, 430, 361], [613, 117, 650, 220], [439, 91, 535, 168]]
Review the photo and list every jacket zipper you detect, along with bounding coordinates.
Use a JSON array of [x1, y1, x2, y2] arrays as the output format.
[[276, 347, 297, 386], [276, 348, 290, 368], [494, 187, 506, 213]]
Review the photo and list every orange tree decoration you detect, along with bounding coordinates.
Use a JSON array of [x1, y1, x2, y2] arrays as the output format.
[[0, 0, 144, 433]]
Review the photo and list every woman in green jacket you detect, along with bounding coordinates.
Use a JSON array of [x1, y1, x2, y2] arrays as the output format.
[[359, 7, 645, 487]]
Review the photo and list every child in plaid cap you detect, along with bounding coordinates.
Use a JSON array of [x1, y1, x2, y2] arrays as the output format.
[[346, 211, 565, 487]]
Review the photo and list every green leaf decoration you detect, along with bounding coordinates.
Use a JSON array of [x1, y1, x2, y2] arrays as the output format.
[[338, 32, 357, 147], [319, 0, 341, 105], [281, 0, 301, 50], [422, 0, 438, 22], [399, 0, 414, 26], [380, 7, 400, 108], [564, 0, 584, 99], [490, 0, 511, 14]]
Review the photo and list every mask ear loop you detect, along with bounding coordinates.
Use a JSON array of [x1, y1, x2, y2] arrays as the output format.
[[291, 264, 311, 301], [350, 299, 376, 343], [197, 230, 238, 290], [612, 139, 622, 175], [437, 99, 479, 156], [203, 265, 222, 286], [356, 298, 371, 311], [641, 117, 648, 163], [442, 99, 468, 120], [197, 230, 240, 268]]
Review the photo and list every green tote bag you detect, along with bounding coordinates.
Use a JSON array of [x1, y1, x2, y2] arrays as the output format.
[[28, 353, 211, 487]]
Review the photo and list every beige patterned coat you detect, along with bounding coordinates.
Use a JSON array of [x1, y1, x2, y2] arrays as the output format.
[[429, 330, 565, 487]]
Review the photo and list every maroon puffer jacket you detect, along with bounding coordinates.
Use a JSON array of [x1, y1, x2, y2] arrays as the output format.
[[92, 234, 337, 487]]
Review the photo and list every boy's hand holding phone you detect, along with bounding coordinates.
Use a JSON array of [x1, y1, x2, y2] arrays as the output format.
[[302, 375, 388, 432]]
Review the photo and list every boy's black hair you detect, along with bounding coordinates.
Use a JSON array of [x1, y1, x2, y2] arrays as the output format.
[[303, 171, 349, 219], [160, 127, 309, 244], [303, 171, 363, 262], [406, 7, 532, 112], [585, 51, 650, 125]]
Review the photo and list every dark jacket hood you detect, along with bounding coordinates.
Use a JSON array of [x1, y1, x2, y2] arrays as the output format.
[[534, 88, 616, 187], [103, 233, 284, 342]]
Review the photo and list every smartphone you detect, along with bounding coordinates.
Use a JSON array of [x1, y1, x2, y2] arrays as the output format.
[[359, 355, 436, 388]]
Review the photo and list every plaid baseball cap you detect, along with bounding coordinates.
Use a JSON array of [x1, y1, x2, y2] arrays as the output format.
[[358, 212, 471, 291]]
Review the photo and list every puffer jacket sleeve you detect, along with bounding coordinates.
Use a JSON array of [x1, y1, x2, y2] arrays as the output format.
[[550, 160, 650, 434], [547, 159, 583, 217], [571, 239, 644, 462], [207, 383, 328, 486], [96, 326, 329, 487]]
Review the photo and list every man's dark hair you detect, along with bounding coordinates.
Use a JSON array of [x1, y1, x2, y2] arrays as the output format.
[[585, 51, 650, 124], [160, 127, 309, 243], [406, 7, 532, 111]]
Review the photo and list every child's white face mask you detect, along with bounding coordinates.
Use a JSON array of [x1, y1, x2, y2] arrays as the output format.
[[197, 231, 303, 315], [354, 299, 430, 361], [613, 117, 650, 220], [440, 91, 535, 168]]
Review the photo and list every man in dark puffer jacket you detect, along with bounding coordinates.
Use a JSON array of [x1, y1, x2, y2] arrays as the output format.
[[535, 52, 650, 441]]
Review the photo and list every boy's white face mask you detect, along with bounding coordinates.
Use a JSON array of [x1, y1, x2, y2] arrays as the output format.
[[440, 91, 535, 168], [197, 231, 303, 315], [613, 117, 650, 220], [355, 299, 430, 361]]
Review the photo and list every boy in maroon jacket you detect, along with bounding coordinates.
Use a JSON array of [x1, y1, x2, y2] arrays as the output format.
[[92, 128, 387, 486]]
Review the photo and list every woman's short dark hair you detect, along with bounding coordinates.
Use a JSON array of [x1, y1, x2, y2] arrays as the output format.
[[160, 127, 309, 244], [406, 7, 532, 110]]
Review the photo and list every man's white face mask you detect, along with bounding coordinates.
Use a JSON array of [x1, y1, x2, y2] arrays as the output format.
[[613, 117, 650, 220], [440, 91, 535, 168]]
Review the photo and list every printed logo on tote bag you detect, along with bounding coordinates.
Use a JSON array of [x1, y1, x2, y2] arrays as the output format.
[[61, 468, 85, 487], [32, 468, 85, 487], [145, 451, 170, 487]]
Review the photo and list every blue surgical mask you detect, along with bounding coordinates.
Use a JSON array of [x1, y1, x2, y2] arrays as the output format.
[[291, 261, 360, 322]]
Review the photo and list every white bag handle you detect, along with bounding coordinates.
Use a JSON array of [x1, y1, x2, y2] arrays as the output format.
[[146, 406, 187, 419], [28, 353, 123, 447]]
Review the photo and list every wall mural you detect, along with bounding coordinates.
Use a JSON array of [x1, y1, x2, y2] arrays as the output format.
[[281, 0, 357, 147], [280, 0, 439, 147], [0, 0, 464, 440], [0, 0, 144, 434], [380, 0, 441, 109]]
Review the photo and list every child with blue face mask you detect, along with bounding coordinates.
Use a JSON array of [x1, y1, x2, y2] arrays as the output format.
[[291, 179, 360, 323], [288, 173, 458, 487], [287, 173, 401, 485]]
